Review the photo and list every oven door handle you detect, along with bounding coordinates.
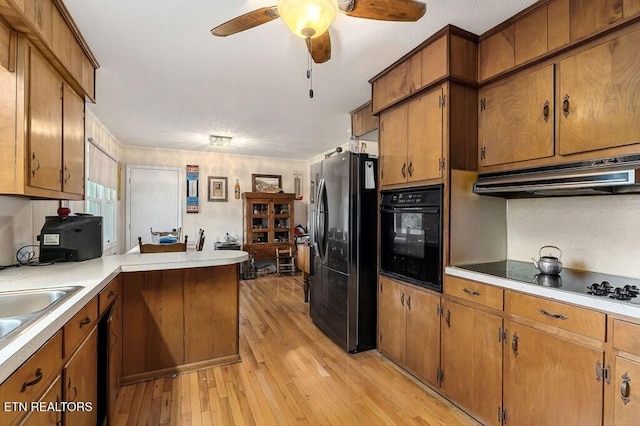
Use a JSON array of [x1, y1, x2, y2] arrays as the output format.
[[380, 207, 440, 214]]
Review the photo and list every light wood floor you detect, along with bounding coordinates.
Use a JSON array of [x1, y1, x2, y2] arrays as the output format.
[[114, 275, 479, 425]]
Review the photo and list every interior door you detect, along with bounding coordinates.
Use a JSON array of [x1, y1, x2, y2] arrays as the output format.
[[126, 166, 181, 250]]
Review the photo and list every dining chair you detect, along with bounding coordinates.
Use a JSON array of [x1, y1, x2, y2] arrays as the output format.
[[138, 235, 188, 253], [275, 247, 295, 275]]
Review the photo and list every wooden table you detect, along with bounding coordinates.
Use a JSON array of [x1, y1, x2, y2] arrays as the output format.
[[297, 244, 311, 302]]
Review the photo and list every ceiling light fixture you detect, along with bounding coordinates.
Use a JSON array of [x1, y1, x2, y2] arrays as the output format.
[[278, 0, 337, 39], [210, 135, 233, 147]]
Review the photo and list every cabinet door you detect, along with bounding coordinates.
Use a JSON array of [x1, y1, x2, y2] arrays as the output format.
[[612, 356, 640, 425], [441, 300, 502, 426], [407, 88, 443, 182], [272, 200, 293, 245], [379, 104, 408, 186], [479, 65, 554, 167], [405, 288, 440, 386], [507, 322, 604, 425], [28, 45, 62, 191], [378, 276, 406, 364], [62, 83, 85, 195], [64, 327, 98, 426], [558, 28, 640, 155], [21, 375, 62, 426]]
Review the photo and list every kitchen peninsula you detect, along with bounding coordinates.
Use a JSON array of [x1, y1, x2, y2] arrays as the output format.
[[0, 249, 247, 425]]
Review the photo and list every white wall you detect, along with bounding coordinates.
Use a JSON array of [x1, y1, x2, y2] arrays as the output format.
[[122, 146, 309, 248], [507, 194, 640, 278]]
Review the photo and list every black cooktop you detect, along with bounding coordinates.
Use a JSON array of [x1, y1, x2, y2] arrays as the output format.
[[458, 260, 640, 304]]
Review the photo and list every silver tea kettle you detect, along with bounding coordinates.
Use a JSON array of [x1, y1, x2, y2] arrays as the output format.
[[532, 245, 563, 275]]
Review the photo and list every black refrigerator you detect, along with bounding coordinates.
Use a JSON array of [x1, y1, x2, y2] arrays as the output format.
[[310, 151, 378, 353]]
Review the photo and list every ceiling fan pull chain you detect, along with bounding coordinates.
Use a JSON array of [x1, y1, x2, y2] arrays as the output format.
[[307, 37, 314, 98]]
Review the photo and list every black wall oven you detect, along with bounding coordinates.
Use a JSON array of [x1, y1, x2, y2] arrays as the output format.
[[379, 185, 443, 292]]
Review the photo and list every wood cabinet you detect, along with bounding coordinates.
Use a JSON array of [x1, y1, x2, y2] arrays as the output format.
[[506, 321, 604, 425], [606, 318, 640, 425], [506, 291, 606, 425], [0, 36, 85, 199], [479, 24, 640, 172], [0, 331, 63, 425], [379, 86, 444, 186], [99, 275, 122, 425], [479, 65, 554, 167], [350, 101, 378, 138], [441, 300, 503, 426], [63, 327, 98, 426], [21, 375, 62, 426], [242, 192, 295, 260], [478, 0, 640, 82], [122, 265, 241, 383], [442, 276, 504, 425], [378, 275, 440, 386], [2, 0, 98, 100], [371, 26, 477, 113], [557, 26, 640, 156]]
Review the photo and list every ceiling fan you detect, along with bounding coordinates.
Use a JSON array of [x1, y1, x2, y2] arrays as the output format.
[[211, 0, 427, 64]]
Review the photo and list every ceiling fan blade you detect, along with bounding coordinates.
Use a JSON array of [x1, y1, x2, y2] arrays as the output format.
[[341, 0, 426, 22], [211, 6, 279, 37], [305, 31, 331, 64]]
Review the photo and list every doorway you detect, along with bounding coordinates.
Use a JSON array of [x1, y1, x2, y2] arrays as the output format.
[[126, 165, 182, 251]]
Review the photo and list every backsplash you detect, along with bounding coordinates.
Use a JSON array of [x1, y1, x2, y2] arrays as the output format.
[[507, 194, 640, 278]]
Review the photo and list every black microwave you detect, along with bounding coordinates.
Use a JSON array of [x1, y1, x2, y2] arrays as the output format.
[[379, 186, 443, 292]]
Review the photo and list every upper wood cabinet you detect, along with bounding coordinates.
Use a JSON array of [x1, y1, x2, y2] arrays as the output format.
[[558, 26, 640, 155], [2, 0, 98, 100], [478, 65, 555, 167], [0, 37, 85, 199], [478, 0, 640, 82], [479, 24, 640, 172], [350, 101, 378, 138], [371, 26, 477, 114], [379, 86, 444, 187]]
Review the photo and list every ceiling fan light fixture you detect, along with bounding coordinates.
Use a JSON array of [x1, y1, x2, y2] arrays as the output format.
[[278, 0, 337, 39]]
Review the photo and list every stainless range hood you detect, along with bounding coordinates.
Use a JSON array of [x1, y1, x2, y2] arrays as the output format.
[[473, 155, 640, 198]]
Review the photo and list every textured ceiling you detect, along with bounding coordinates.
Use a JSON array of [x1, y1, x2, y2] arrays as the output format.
[[64, 0, 538, 160]]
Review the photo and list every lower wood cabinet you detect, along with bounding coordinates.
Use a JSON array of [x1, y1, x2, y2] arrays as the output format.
[[21, 375, 63, 426], [378, 275, 440, 386], [607, 318, 640, 425], [63, 327, 98, 426], [440, 300, 503, 426], [506, 321, 604, 425]]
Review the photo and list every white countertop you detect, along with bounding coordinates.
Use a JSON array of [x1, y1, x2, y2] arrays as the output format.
[[0, 250, 248, 383], [446, 266, 640, 319]]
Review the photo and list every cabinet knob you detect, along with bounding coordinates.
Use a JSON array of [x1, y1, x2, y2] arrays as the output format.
[[621, 372, 631, 405], [562, 94, 570, 117], [511, 332, 519, 356], [543, 100, 550, 122]]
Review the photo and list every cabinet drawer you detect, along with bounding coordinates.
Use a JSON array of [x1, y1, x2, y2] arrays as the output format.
[[445, 275, 503, 310], [0, 331, 62, 425], [99, 277, 121, 317], [509, 292, 605, 341], [613, 319, 640, 356], [63, 296, 98, 358]]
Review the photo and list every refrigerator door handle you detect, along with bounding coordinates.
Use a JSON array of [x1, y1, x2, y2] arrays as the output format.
[[315, 178, 327, 260]]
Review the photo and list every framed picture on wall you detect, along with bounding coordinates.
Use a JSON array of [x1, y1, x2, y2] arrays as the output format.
[[208, 176, 228, 202], [252, 174, 282, 193]]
